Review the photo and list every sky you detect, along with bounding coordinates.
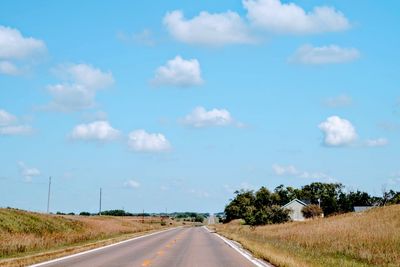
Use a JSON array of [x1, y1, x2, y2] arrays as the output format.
[[0, 0, 399, 214]]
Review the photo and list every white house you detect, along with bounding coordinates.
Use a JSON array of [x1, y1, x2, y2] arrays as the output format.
[[282, 199, 308, 221]]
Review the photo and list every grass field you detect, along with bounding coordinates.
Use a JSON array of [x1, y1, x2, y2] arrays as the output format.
[[0, 208, 176, 266], [214, 205, 400, 267]]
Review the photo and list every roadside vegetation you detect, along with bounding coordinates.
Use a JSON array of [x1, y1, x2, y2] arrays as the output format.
[[0, 208, 177, 266], [224, 182, 400, 225], [215, 204, 400, 267]]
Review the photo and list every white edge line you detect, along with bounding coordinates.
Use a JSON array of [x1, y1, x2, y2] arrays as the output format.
[[29, 227, 181, 267], [203, 226, 273, 267]]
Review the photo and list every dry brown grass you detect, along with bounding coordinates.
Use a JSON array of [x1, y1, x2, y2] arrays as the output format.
[[0, 208, 179, 266], [214, 205, 400, 267]]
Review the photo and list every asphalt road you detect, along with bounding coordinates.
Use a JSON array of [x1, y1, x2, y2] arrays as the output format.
[[34, 227, 257, 267]]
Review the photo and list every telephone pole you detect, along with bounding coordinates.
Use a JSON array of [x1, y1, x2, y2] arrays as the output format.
[[47, 176, 51, 213], [99, 188, 102, 215]]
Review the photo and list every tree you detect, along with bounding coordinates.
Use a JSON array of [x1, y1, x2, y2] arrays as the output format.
[[301, 182, 343, 216], [224, 190, 255, 222], [301, 204, 323, 219]]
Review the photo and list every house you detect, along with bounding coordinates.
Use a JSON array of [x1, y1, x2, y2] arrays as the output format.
[[282, 199, 308, 221]]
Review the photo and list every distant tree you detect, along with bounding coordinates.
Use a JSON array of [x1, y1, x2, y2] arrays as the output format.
[[338, 190, 373, 212], [302, 204, 323, 219], [79, 211, 90, 216]]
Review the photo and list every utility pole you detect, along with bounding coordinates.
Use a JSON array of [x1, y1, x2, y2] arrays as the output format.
[[47, 176, 51, 213], [99, 188, 102, 215]]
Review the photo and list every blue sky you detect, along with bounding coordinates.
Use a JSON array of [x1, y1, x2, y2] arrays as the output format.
[[0, 0, 399, 213]]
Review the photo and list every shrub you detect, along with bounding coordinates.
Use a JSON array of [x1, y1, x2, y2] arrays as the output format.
[[302, 204, 323, 219], [79, 211, 91, 216]]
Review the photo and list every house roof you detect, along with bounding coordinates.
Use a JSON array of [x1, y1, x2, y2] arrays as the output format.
[[282, 198, 308, 209]]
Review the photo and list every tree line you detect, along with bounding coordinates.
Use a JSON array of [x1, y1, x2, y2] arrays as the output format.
[[224, 182, 400, 226]]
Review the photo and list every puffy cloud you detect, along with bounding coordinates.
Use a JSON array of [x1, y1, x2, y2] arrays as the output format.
[[70, 120, 120, 141], [128, 129, 171, 152], [0, 26, 46, 59], [152, 56, 203, 87], [163, 10, 254, 45], [318, 116, 357, 146], [272, 164, 299, 176], [0, 25, 46, 75], [46, 64, 114, 112], [290, 45, 360, 64], [124, 180, 140, 189], [18, 161, 40, 181], [182, 106, 236, 128], [323, 94, 353, 108], [0, 109, 16, 126], [47, 84, 96, 111], [243, 0, 350, 34], [0, 109, 33, 136], [0, 61, 18, 75], [57, 64, 114, 90], [365, 138, 388, 147]]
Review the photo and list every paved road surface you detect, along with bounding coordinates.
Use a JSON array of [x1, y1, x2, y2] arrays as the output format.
[[34, 227, 257, 267]]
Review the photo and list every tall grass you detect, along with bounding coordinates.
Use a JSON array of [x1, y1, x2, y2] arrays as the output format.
[[215, 205, 400, 267], [0, 208, 168, 259]]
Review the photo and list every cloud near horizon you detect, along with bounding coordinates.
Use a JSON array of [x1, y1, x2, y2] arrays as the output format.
[[0, 109, 33, 136]]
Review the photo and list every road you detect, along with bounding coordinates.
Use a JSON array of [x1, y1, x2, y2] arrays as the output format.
[[33, 227, 259, 267]]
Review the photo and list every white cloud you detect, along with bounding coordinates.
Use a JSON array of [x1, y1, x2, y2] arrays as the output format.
[[124, 179, 140, 189], [46, 64, 114, 112], [18, 161, 40, 181], [0, 109, 33, 136], [0, 26, 46, 59], [152, 56, 203, 87], [290, 45, 360, 64], [70, 120, 120, 141], [324, 94, 352, 108], [0, 109, 16, 126], [0, 125, 33, 135], [128, 129, 171, 152], [0, 26, 46, 75], [182, 106, 236, 128], [366, 138, 388, 147], [57, 64, 114, 90], [272, 164, 299, 176], [319, 116, 357, 146], [272, 164, 336, 181], [163, 10, 254, 46], [243, 0, 350, 34], [47, 84, 96, 111], [0, 61, 19, 75]]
